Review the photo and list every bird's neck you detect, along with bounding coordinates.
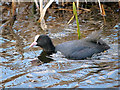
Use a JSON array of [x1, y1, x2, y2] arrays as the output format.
[[43, 43, 55, 53]]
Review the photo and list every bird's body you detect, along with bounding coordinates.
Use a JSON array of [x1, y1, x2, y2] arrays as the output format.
[[55, 39, 109, 59], [30, 31, 110, 60]]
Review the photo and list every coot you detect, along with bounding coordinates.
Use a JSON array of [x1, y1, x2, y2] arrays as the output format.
[[30, 31, 110, 60]]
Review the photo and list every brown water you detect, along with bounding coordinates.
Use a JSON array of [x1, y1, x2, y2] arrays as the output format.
[[0, 2, 119, 88]]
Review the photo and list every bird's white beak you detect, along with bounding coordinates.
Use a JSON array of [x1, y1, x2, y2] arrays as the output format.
[[30, 41, 37, 47]]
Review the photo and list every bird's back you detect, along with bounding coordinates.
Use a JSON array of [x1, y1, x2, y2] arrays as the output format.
[[55, 31, 110, 59]]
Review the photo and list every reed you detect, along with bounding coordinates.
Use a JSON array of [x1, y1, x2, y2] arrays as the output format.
[[73, 2, 81, 39], [98, 0, 106, 25], [33, 0, 54, 30]]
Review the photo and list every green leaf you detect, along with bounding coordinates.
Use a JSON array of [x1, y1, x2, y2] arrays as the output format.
[[73, 2, 81, 39]]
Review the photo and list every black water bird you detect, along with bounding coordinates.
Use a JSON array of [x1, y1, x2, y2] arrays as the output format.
[[30, 31, 110, 60]]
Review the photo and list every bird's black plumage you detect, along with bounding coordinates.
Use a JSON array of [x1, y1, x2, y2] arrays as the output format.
[[30, 31, 110, 60]]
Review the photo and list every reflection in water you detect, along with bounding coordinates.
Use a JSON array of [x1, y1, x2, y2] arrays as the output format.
[[30, 51, 54, 66], [1, 15, 25, 60]]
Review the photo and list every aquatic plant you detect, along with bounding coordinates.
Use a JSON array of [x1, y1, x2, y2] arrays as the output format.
[[98, 0, 106, 25], [34, 0, 54, 30], [73, 2, 81, 39]]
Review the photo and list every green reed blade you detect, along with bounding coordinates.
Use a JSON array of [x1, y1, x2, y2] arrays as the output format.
[[73, 2, 81, 39]]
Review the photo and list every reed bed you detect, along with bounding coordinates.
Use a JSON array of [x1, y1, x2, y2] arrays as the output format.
[[1, 1, 119, 33]]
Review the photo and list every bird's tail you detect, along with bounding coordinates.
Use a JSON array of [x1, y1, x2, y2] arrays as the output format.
[[85, 30, 102, 41], [85, 30, 110, 50]]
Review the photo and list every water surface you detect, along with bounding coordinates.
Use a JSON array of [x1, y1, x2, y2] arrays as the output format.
[[0, 2, 119, 88]]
